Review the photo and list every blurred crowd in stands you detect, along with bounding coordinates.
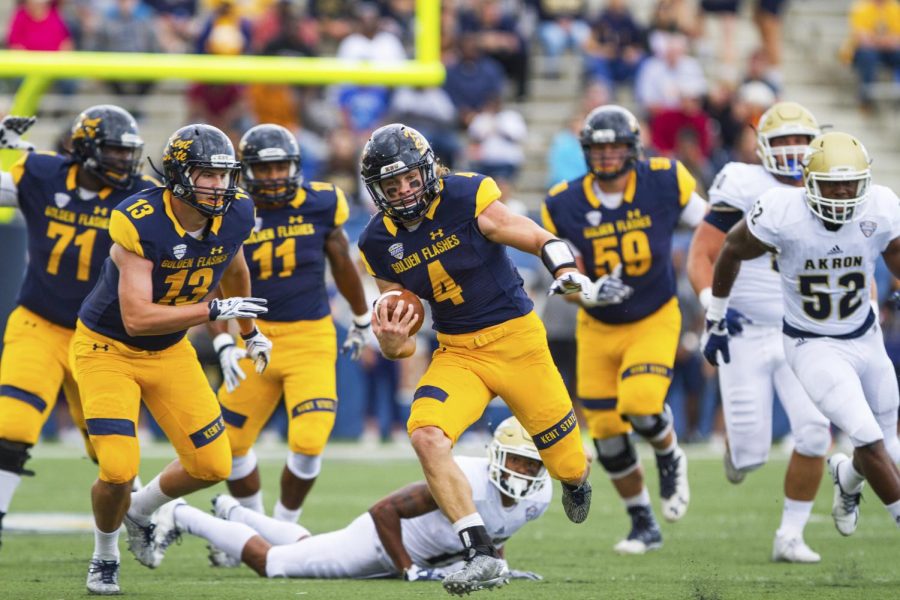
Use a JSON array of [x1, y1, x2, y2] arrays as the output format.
[[3, 0, 900, 449]]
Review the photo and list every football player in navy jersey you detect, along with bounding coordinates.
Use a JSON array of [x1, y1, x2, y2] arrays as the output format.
[[72, 124, 272, 595], [0, 107, 157, 552], [357, 123, 593, 595], [542, 106, 706, 554], [209, 124, 370, 538]]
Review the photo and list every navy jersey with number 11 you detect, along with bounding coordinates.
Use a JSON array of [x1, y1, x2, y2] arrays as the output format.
[[357, 173, 533, 335]]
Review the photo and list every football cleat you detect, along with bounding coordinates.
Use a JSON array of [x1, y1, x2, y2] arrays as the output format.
[[723, 445, 746, 485], [123, 513, 160, 568], [561, 480, 592, 523], [212, 494, 241, 521], [209, 495, 242, 568], [86, 558, 120, 595], [442, 553, 509, 596], [614, 505, 662, 555], [772, 532, 821, 563], [658, 447, 690, 522], [828, 453, 862, 536], [151, 499, 185, 564]]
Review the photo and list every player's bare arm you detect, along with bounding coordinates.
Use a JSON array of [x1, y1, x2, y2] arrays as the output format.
[[687, 220, 728, 297], [218, 248, 257, 336], [368, 481, 439, 572], [325, 227, 369, 316], [371, 277, 417, 360], [112, 243, 212, 336], [881, 236, 900, 279], [477, 200, 574, 276], [711, 219, 772, 298]]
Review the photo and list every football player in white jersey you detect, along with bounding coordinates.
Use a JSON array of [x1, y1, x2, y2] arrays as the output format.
[[148, 417, 549, 588], [687, 102, 831, 562], [703, 131, 900, 536]]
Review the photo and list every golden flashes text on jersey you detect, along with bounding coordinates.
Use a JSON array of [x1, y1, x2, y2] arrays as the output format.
[[160, 253, 230, 270], [390, 234, 462, 275], [581, 209, 652, 240], [246, 219, 316, 245], [44, 206, 110, 230]]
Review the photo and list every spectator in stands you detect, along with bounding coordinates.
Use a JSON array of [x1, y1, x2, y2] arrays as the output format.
[[195, 0, 251, 55], [649, 0, 698, 39], [459, 0, 530, 100], [91, 0, 160, 97], [635, 30, 707, 117], [253, 0, 318, 56], [144, 0, 198, 53], [334, 2, 406, 136], [387, 86, 461, 168], [443, 33, 507, 128], [753, 1, 789, 91], [582, 0, 646, 96], [6, 0, 74, 52], [697, 0, 740, 82], [466, 94, 528, 183], [528, 0, 592, 79], [847, 0, 900, 111], [307, 0, 355, 46], [380, 0, 417, 53]]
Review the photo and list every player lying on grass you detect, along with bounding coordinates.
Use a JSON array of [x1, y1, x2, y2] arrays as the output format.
[[149, 417, 547, 582]]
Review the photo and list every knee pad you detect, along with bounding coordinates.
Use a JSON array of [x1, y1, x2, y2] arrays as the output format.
[[229, 449, 259, 481], [0, 439, 34, 476], [594, 434, 639, 479], [285, 452, 322, 480], [793, 422, 831, 458], [626, 405, 672, 442]]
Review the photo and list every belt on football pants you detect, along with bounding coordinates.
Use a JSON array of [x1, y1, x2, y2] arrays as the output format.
[[782, 308, 875, 340]]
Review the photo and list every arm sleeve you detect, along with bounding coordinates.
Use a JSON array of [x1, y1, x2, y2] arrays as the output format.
[[678, 191, 707, 227], [745, 197, 781, 253], [0, 171, 18, 208], [109, 210, 144, 257], [703, 204, 743, 233]]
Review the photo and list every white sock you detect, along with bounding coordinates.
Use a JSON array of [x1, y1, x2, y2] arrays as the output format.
[[777, 498, 813, 537], [886, 499, 900, 527], [838, 458, 865, 494], [273, 500, 302, 524], [127, 475, 174, 526], [0, 471, 22, 513], [451, 513, 485, 535], [174, 503, 256, 560], [236, 491, 264, 514], [623, 487, 651, 508], [92, 527, 120, 561], [230, 504, 309, 544]]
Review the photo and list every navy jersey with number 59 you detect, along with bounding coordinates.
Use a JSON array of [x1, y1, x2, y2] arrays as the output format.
[[79, 186, 255, 350], [542, 158, 695, 324], [357, 173, 533, 335], [9, 151, 158, 328]]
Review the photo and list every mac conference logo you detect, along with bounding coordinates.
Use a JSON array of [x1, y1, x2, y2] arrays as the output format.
[[172, 243, 187, 259], [585, 210, 602, 226], [54, 193, 71, 209], [388, 242, 404, 260]]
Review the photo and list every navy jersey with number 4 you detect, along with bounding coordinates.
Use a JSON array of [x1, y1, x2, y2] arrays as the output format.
[[245, 182, 349, 322], [357, 173, 533, 335], [79, 186, 255, 350], [542, 158, 696, 324], [9, 151, 158, 328]]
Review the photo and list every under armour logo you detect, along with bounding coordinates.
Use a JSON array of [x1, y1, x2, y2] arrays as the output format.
[[430, 229, 444, 240], [210, 246, 224, 255], [289, 215, 304, 224], [92, 343, 109, 352], [93, 206, 109, 216]]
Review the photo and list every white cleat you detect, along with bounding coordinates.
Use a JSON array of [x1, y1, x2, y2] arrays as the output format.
[[123, 513, 161, 568], [151, 499, 185, 565], [659, 447, 690, 522], [723, 447, 746, 485], [772, 532, 821, 563], [211, 494, 241, 521], [442, 553, 509, 596], [828, 453, 862, 536], [86, 558, 121, 595]]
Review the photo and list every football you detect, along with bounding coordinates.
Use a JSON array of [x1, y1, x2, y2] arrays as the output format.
[[374, 289, 425, 335]]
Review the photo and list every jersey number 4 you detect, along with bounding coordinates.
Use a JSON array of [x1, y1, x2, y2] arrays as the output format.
[[592, 230, 652, 277], [798, 273, 865, 320]]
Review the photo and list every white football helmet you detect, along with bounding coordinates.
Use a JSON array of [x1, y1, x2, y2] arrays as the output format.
[[755, 101, 821, 179], [802, 132, 871, 225], [488, 417, 548, 500]]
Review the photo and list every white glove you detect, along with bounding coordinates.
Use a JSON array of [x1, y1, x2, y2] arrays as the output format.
[[212, 333, 246, 393], [580, 264, 633, 308], [403, 564, 446, 581], [341, 313, 372, 361], [208, 297, 268, 321], [548, 270, 594, 296], [241, 328, 272, 374], [0, 116, 36, 151]]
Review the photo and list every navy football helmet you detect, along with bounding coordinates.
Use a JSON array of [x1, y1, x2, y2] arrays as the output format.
[[239, 124, 302, 208], [70, 105, 143, 190], [161, 124, 241, 217], [580, 105, 642, 181]]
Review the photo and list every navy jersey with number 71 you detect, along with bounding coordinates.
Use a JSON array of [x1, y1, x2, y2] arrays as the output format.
[[357, 173, 533, 335]]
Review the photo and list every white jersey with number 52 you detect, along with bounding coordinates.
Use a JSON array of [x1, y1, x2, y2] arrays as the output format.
[[746, 185, 900, 336]]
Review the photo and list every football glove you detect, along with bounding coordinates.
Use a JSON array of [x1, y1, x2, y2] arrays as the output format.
[[403, 564, 446, 582], [508, 569, 543, 581], [702, 318, 730, 366], [549, 270, 593, 297], [341, 313, 372, 361], [724, 308, 752, 336], [0, 116, 36, 151], [212, 333, 246, 393], [581, 264, 633, 307], [241, 328, 272, 374], [208, 297, 268, 321]]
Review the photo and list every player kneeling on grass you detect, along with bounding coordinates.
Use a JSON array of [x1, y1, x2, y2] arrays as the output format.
[[149, 417, 547, 583]]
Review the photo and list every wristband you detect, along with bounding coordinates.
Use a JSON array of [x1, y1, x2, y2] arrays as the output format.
[[352, 312, 372, 328], [698, 287, 712, 310], [540, 239, 577, 275], [707, 296, 729, 322], [212, 333, 235, 354], [240, 328, 259, 342]]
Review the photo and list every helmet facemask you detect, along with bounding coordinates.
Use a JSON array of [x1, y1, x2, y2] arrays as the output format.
[[805, 171, 870, 225], [488, 440, 547, 500], [365, 155, 439, 223], [757, 133, 816, 180], [76, 131, 144, 190], [174, 159, 242, 218], [243, 157, 302, 209]]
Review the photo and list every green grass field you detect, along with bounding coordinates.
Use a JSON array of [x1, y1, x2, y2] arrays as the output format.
[[1, 444, 897, 600]]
